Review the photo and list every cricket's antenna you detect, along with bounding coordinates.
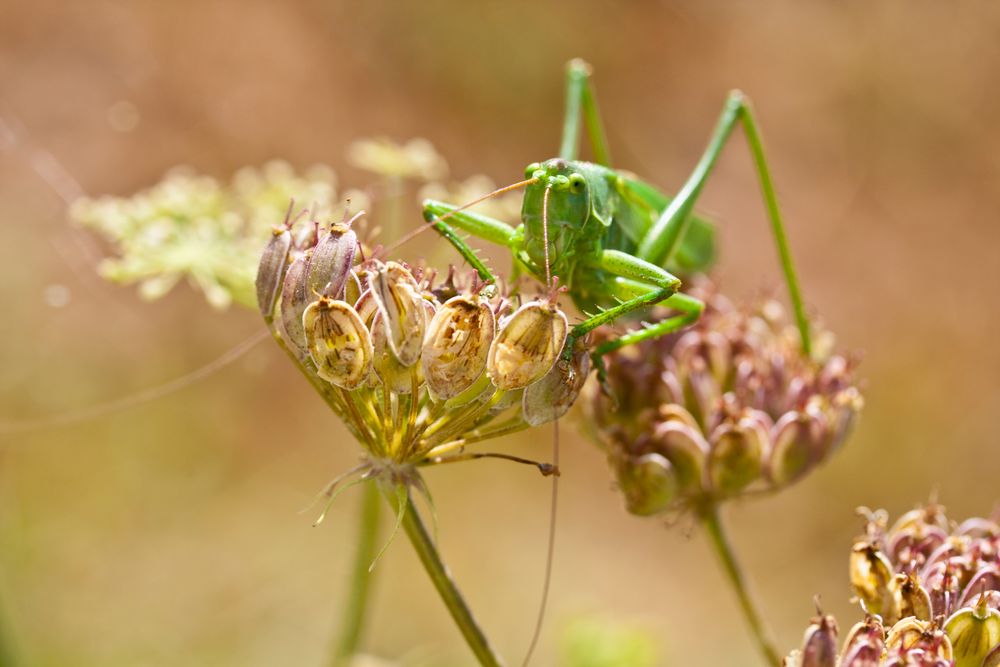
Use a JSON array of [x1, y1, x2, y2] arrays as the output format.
[[386, 177, 538, 252], [541, 185, 553, 289], [521, 416, 560, 666]]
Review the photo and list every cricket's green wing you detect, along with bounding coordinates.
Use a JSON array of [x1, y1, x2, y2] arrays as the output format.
[[619, 176, 717, 274]]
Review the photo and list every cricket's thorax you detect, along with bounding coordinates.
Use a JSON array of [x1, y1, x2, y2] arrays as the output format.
[[518, 159, 618, 288]]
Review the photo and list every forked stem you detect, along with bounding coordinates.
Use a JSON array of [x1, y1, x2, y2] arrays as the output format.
[[329, 481, 383, 666], [387, 486, 505, 667], [699, 503, 780, 666]]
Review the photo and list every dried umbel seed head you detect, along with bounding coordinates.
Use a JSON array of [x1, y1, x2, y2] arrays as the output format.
[[787, 504, 1000, 667], [256, 214, 587, 468], [586, 281, 862, 516]]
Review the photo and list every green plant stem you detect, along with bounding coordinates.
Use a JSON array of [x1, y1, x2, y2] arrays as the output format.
[[700, 503, 781, 666], [0, 583, 18, 667], [330, 482, 383, 667], [266, 330, 383, 665], [389, 488, 505, 667]]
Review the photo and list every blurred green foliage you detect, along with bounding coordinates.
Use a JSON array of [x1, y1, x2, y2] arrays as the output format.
[[560, 617, 660, 667]]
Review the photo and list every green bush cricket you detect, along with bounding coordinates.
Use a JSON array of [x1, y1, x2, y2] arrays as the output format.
[[416, 58, 813, 382]]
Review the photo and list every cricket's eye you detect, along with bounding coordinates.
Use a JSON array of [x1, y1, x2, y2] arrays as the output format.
[[524, 163, 541, 180], [568, 173, 586, 193]]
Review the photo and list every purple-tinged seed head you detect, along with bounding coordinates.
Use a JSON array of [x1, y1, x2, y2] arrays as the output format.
[[586, 279, 862, 516]]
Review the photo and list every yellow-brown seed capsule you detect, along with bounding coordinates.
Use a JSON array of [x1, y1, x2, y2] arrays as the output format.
[[422, 295, 495, 400], [850, 543, 901, 623], [369, 261, 426, 367], [897, 572, 932, 621], [303, 297, 373, 389], [487, 300, 567, 391]]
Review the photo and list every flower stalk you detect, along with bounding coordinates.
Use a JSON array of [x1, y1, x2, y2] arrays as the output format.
[[700, 502, 781, 666], [389, 485, 506, 667], [329, 482, 383, 667]]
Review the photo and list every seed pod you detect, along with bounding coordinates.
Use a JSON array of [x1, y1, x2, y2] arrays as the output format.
[[256, 226, 292, 320], [369, 262, 426, 366], [617, 453, 678, 517], [850, 543, 901, 623], [958, 568, 1000, 609], [371, 311, 421, 394], [944, 597, 1000, 667], [884, 617, 952, 661], [650, 420, 708, 493], [344, 270, 363, 307], [798, 614, 838, 667], [838, 641, 881, 667], [279, 251, 311, 356], [707, 415, 767, 495], [840, 616, 885, 667], [303, 297, 373, 389], [306, 222, 357, 299], [422, 295, 495, 400], [897, 573, 933, 621], [522, 337, 590, 426], [487, 387, 523, 415], [768, 411, 820, 486], [354, 288, 377, 325], [487, 300, 567, 391]]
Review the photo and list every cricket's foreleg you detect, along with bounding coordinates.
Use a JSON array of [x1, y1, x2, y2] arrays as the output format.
[[634, 91, 811, 355], [559, 59, 613, 166], [421, 200, 517, 284], [566, 250, 702, 386]]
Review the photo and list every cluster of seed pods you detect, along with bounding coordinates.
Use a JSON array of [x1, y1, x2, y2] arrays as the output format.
[[787, 505, 1000, 667], [584, 284, 863, 516], [254, 210, 588, 465]]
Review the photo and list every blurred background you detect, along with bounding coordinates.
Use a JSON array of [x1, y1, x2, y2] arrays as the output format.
[[2, 1, 1000, 665]]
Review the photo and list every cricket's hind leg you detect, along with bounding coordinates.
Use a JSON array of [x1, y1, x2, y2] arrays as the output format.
[[635, 90, 812, 355], [565, 249, 705, 385], [559, 59, 613, 166]]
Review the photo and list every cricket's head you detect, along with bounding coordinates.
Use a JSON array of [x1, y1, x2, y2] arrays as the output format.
[[520, 158, 611, 280]]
